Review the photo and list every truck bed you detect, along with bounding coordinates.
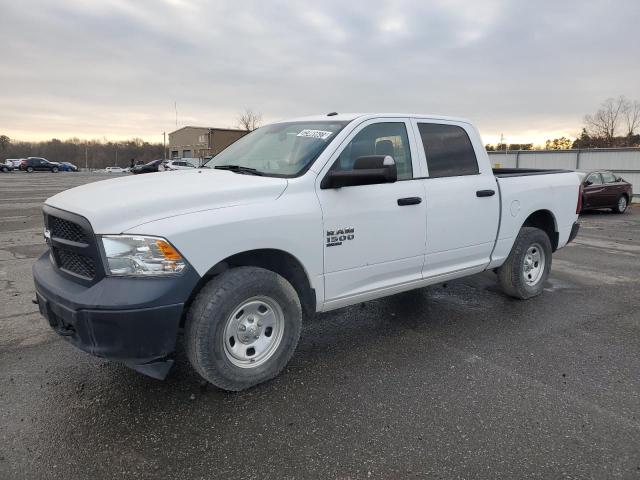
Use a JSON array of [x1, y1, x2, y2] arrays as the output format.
[[493, 168, 571, 178]]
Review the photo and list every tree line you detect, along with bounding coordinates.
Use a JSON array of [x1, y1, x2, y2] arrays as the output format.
[[0, 136, 164, 169], [486, 95, 640, 151]]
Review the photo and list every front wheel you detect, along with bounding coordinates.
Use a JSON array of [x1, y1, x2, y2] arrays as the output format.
[[497, 227, 552, 300], [614, 195, 628, 214], [52, 167, 59, 173], [185, 266, 302, 391]]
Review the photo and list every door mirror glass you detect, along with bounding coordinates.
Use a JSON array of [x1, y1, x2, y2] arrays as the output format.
[[585, 180, 593, 186], [321, 155, 397, 189]]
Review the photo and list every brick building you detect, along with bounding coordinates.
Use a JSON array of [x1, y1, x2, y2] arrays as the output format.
[[168, 126, 247, 163]]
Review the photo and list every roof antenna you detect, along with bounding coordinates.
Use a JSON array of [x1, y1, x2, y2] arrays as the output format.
[[327, 112, 338, 116]]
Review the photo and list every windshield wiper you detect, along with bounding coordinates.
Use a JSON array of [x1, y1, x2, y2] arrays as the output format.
[[214, 165, 263, 176]]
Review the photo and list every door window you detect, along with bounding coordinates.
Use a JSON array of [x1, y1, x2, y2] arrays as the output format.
[[333, 122, 413, 180], [417, 123, 479, 178], [586, 173, 603, 185], [601, 172, 616, 183]]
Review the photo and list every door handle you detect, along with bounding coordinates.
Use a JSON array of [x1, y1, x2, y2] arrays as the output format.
[[476, 189, 495, 197], [397, 197, 422, 206]]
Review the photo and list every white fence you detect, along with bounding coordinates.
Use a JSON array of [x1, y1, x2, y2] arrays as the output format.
[[488, 148, 640, 201]]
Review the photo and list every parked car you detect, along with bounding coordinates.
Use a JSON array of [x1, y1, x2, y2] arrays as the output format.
[[19, 157, 60, 173], [1, 161, 14, 172], [105, 166, 125, 173], [132, 159, 164, 174], [33, 112, 581, 391], [59, 162, 78, 172], [577, 170, 633, 214], [165, 159, 196, 171], [4, 159, 22, 169]]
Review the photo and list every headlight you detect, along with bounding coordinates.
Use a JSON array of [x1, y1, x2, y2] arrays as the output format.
[[100, 235, 186, 276]]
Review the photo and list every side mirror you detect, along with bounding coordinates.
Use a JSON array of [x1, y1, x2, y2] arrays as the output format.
[[321, 155, 397, 189], [585, 180, 593, 186], [616, 177, 623, 182]]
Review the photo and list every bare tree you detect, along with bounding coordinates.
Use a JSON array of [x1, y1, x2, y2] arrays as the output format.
[[237, 109, 263, 131], [622, 98, 640, 138], [584, 96, 626, 147]]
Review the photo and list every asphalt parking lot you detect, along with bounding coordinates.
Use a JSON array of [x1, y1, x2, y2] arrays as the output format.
[[1, 171, 639, 479]]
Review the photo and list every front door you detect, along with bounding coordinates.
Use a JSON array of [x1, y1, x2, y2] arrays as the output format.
[[583, 172, 605, 208], [317, 119, 427, 307]]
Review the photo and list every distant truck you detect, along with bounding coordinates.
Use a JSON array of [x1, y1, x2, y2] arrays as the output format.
[[33, 113, 581, 391]]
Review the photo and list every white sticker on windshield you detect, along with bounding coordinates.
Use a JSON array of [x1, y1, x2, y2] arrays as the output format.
[[297, 129, 333, 140]]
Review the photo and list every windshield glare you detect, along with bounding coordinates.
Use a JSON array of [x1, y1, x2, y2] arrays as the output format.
[[204, 121, 349, 176]]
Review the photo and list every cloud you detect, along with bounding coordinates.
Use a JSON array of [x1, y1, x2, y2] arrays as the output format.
[[1, 0, 639, 144]]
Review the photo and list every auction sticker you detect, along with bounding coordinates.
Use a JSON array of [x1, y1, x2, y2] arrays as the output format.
[[297, 129, 333, 140]]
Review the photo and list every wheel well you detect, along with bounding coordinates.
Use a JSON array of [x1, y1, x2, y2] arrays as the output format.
[[182, 249, 316, 326], [523, 210, 558, 251]]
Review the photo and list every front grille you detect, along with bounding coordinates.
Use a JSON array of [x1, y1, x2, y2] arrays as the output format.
[[49, 216, 89, 244], [55, 248, 97, 279], [44, 207, 102, 284]]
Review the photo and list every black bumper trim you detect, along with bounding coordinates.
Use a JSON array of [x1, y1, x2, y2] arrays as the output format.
[[33, 251, 201, 376], [567, 221, 580, 245]]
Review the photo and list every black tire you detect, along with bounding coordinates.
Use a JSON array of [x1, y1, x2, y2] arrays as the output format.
[[613, 195, 628, 214], [1, 166, 7, 173], [497, 227, 552, 300], [26, 166, 34, 173], [185, 266, 302, 391], [52, 166, 59, 173]]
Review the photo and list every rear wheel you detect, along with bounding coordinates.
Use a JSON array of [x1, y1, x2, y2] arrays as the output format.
[[1, 166, 7, 173], [497, 227, 552, 300], [614, 195, 628, 214], [26, 166, 34, 173], [185, 266, 302, 391]]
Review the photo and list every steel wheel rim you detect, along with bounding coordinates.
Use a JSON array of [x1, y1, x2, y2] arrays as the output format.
[[223, 296, 285, 368], [619, 196, 627, 211], [523, 242, 545, 286]]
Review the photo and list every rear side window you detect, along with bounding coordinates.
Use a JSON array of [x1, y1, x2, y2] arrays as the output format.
[[601, 172, 616, 183], [417, 123, 479, 178]]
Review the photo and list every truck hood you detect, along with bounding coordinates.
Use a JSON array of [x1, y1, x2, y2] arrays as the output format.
[[45, 169, 288, 233]]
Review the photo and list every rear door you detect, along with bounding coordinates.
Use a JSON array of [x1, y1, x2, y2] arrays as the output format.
[[583, 172, 605, 208], [317, 118, 427, 305], [411, 120, 500, 278], [600, 171, 621, 207]]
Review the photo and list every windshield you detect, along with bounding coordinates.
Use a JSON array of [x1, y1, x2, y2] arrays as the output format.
[[204, 121, 349, 177]]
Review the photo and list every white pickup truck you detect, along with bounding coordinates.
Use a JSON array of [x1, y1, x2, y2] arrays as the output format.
[[33, 113, 581, 390]]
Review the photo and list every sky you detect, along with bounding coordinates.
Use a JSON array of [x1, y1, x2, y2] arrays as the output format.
[[1, 0, 639, 146]]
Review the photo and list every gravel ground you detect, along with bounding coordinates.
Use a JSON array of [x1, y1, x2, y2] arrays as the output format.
[[1, 171, 639, 479]]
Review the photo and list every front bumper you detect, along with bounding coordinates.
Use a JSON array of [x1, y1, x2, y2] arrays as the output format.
[[33, 252, 200, 379]]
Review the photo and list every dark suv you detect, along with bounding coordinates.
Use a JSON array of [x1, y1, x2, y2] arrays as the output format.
[[20, 157, 60, 173]]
